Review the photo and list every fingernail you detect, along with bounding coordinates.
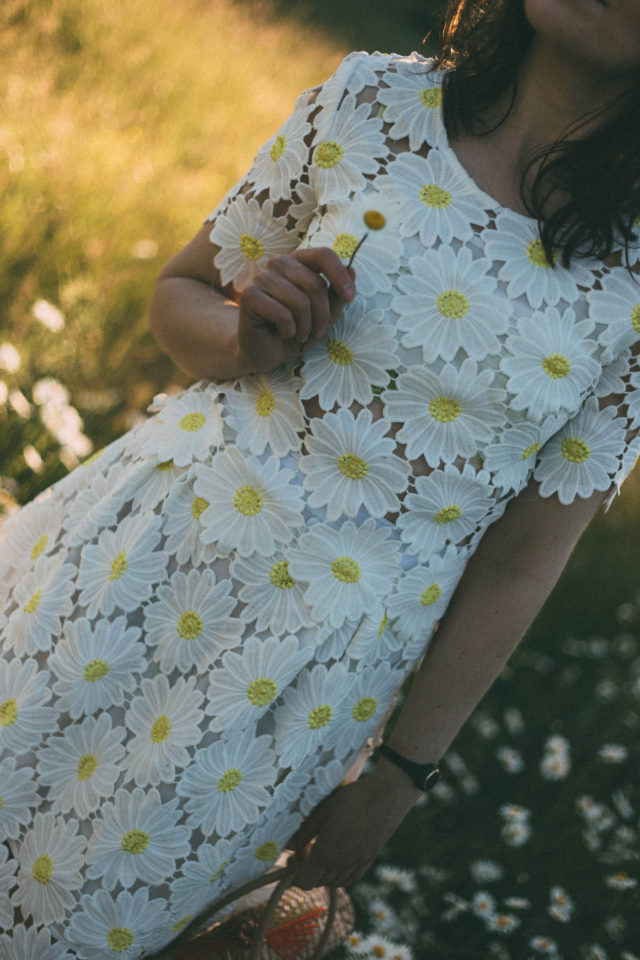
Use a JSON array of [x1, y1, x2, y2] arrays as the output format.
[[343, 284, 355, 300], [316, 327, 327, 339]]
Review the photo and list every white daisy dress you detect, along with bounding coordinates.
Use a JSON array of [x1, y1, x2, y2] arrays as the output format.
[[2, 50, 640, 959]]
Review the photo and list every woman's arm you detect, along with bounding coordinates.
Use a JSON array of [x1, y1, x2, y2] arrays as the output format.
[[148, 224, 355, 381], [287, 479, 607, 888]]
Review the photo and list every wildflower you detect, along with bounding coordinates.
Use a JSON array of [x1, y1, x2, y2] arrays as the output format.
[[375, 865, 417, 893], [470, 860, 504, 883], [441, 892, 469, 922], [597, 743, 628, 763], [605, 872, 637, 890], [604, 915, 626, 938], [471, 712, 500, 738], [529, 936, 559, 955], [346, 930, 368, 954], [361, 933, 408, 958], [472, 891, 496, 918], [486, 912, 520, 934], [369, 898, 396, 929], [544, 735, 570, 755], [496, 746, 524, 773], [499, 803, 529, 821], [595, 679, 618, 699], [539, 753, 570, 780], [503, 707, 524, 734], [501, 821, 531, 846], [504, 897, 530, 909], [612, 790, 635, 819], [585, 946, 607, 960]]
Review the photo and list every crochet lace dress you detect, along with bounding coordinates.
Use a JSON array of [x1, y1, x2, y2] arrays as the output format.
[[1, 51, 640, 960]]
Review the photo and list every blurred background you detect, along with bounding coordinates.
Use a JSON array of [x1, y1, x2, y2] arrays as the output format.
[[1, 2, 639, 955]]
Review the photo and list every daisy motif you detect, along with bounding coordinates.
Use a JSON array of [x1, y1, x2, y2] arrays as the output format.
[[392, 247, 506, 363], [177, 728, 278, 838], [534, 397, 627, 503], [299, 408, 410, 520], [343, 607, 405, 662], [236, 809, 302, 884], [0, 496, 63, 573], [249, 102, 312, 200], [193, 447, 304, 557], [123, 675, 204, 788], [266, 753, 317, 815], [49, 616, 146, 719], [306, 197, 402, 298], [501, 308, 600, 418], [483, 422, 546, 493], [36, 713, 125, 818], [169, 835, 246, 923], [376, 62, 447, 149], [383, 360, 507, 466], [484, 211, 596, 309], [0, 658, 55, 754], [67, 887, 169, 960], [209, 196, 299, 291], [0, 924, 73, 960], [11, 812, 86, 924], [594, 349, 631, 397], [313, 617, 365, 663], [161, 475, 222, 567], [286, 519, 400, 629], [313, 51, 390, 125], [224, 368, 304, 457], [86, 787, 190, 890], [386, 546, 468, 645], [591, 270, 640, 360], [231, 552, 315, 634], [143, 568, 241, 674], [4, 551, 75, 657], [332, 662, 404, 761], [140, 390, 224, 467], [272, 662, 354, 767], [0, 845, 18, 930], [204, 634, 312, 732], [61, 461, 130, 547], [299, 757, 348, 817], [121, 457, 189, 513], [309, 96, 386, 205], [386, 150, 489, 245], [76, 511, 167, 618], [625, 371, 640, 430], [0, 757, 40, 840], [299, 299, 399, 410]]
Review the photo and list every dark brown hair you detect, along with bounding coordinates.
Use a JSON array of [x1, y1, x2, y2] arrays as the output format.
[[431, 0, 640, 267]]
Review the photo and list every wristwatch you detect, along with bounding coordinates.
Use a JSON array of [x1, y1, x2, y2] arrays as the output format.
[[376, 743, 441, 792]]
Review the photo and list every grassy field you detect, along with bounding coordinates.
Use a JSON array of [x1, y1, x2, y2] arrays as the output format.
[[1, 2, 639, 957]]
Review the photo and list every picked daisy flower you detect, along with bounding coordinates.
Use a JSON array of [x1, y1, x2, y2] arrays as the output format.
[[343, 191, 401, 270]]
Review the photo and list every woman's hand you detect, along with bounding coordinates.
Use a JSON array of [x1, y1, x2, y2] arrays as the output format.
[[236, 247, 356, 374], [284, 763, 420, 890]]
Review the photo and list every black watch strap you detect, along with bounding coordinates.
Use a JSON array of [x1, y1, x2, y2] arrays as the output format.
[[377, 743, 440, 792]]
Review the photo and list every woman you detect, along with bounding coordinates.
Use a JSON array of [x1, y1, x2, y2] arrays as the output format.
[[1, 0, 640, 956]]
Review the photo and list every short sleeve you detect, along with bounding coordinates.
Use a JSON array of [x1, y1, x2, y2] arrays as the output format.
[[533, 348, 640, 506], [204, 52, 376, 293]]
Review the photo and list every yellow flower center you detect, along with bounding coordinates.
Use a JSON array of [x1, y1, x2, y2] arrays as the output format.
[[327, 338, 353, 365], [420, 183, 452, 208], [32, 855, 53, 885], [172, 916, 193, 934], [0, 797, 3, 810], [0, 699, 18, 727], [521, 441, 541, 460], [541, 353, 571, 379], [526, 238, 555, 268], [150, 714, 171, 743], [156, 459, 174, 471], [372, 947, 387, 959], [338, 453, 369, 479], [239, 234, 264, 261], [429, 396, 461, 422], [561, 436, 591, 463], [332, 232, 360, 260], [331, 556, 361, 583], [121, 829, 150, 854], [177, 610, 203, 640], [352, 696, 378, 722], [234, 484, 263, 516], [420, 583, 442, 606], [191, 496, 210, 520], [270, 135, 286, 162], [254, 841, 279, 861], [437, 290, 469, 318], [246, 677, 278, 706], [209, 860, 228, 882], [255, 388, 276, 417], [308, 704, 332, 729], [420, 87, 442, 109], [270, 560, 295, 590], [630, 303, 640, 334], [23, 589, 42, 614], [30, 534, 48, 561], [435, 504, 463, 524], [83, 658, 110, 681], [77, 753, 98, 781], [107, 928, 135, 953], [109, 551, 128, 581], [363, 210, 386, 230], [377, 611, 388, 637], [315, 140, 344, 169], [178, 412, 206, 432], [218, 768, 243, 792]]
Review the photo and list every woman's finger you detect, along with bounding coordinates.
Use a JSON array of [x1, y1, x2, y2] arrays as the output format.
[[293, 247, 356, 303], [257, 262, 315, 344], [268, 255, 333, 340]]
